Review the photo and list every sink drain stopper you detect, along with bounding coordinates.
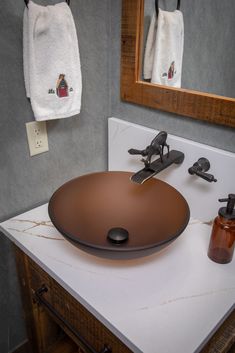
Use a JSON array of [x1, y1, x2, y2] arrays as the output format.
[[107, 227, 129, 244]]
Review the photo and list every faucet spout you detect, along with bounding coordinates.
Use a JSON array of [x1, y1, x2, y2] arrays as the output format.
[[130, 150, 184, 184]]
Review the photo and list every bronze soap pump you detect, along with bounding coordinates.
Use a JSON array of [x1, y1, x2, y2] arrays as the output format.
[[208, 194, 235, 264]]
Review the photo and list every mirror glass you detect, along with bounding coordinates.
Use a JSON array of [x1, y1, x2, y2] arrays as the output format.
[[142, 0, 235, 98]]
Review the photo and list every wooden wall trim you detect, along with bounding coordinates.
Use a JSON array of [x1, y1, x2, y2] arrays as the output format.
[[10, 340, 30, 353]]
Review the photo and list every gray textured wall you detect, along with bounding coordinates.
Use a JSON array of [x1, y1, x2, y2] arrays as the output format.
[[0, 0, 109, 223], [0, 0, 235, 352], [0, 0, 109, 351]]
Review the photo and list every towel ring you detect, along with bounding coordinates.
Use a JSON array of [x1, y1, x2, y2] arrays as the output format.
[[155, 0, 181, 17], [24, 0, 70, 7]]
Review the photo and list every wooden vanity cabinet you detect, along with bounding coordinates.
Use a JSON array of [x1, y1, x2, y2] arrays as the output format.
[[14, 245, 235, 353], [14, 246, 133, 353]]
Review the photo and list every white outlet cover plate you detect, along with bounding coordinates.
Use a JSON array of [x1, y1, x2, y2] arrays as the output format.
[[26, 121, 49, 156]]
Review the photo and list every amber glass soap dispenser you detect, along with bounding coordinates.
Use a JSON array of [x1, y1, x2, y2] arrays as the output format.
[[208, 194, 235, 264]]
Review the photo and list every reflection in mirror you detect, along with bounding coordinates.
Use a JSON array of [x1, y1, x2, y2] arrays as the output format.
[[121, 0, 235, 127], [142, 0, 235, 98]]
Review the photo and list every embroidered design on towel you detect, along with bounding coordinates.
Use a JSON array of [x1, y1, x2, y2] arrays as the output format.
[[162, 61, 176, 80], [56, 74, 69, 98], [48, 75, 74, 98]]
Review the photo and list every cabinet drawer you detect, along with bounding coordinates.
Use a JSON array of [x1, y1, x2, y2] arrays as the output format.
[[27, 257, 133, 353]]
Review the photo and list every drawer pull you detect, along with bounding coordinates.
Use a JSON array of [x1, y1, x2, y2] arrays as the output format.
[[34, 285, 112, 353]]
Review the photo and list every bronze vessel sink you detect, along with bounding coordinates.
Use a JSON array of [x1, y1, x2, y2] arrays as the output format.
[[48, 171, 190, 255]]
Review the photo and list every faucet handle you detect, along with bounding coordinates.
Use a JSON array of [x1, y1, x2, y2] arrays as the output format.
[[128, 131, 170, 166], [189, 157, 210, 172], [188, 157, 217, 183], [194, 170, 217, 183], [128, 148, 145, 156]]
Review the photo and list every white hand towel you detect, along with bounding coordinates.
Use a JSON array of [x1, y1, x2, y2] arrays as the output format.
[[23, 8, 30, 98], [144, 9, 184, 88], [143, 13, 157, 80], [23, 1, 82, 121]]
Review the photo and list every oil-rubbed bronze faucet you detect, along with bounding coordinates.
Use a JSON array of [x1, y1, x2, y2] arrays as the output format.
[[129, 131, 170, 167], [188, 157, 217, 182], [128, 131, 184, 184]]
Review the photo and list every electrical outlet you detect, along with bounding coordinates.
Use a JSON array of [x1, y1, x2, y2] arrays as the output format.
[[26, 121, 49, 156]]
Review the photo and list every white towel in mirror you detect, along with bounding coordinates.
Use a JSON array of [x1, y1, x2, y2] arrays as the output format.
[[144, 9, 184, 88]]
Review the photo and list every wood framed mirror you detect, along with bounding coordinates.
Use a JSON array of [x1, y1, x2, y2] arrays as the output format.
[[121, 0, 235, 128]]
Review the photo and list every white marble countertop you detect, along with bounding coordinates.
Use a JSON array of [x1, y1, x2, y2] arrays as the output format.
[[0, 204, 234, 353]]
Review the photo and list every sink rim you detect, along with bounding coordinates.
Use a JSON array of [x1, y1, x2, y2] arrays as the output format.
[[48, 171, 190, 253]]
